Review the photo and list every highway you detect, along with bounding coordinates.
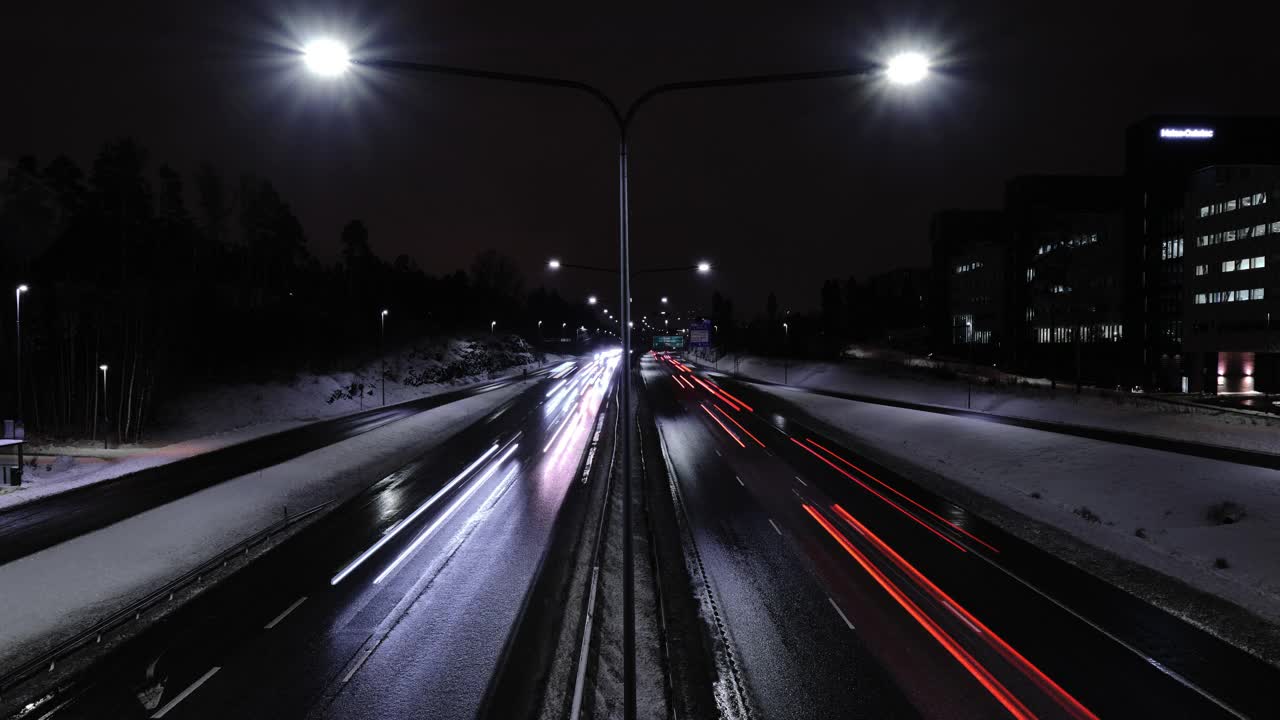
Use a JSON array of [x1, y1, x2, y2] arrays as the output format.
[[642, 351, 1277, 719], [33, 354, 617, 719], [0, 369, 556, 566]]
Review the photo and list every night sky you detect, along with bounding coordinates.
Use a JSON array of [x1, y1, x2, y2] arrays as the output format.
[[4, 1, 1279, 316]]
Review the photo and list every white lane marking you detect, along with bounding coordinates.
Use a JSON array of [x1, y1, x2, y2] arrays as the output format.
[[829, 598, 855, 630], [735, 475, 744, 486], [330, 443, 500, 585], [715, 449, 722, 457], [795, 476, 807, 487], [768, 519, 782, 536], [569, 565, 601, 720], [792, 488, 802, 498], [151, 666, 220, 718], [263, 596, 308, 630], [342, 647, 375, 683]]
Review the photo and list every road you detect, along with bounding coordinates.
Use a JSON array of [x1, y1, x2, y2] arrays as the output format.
[[35, 353, 617, 719], [0, 368, 556, 566], [642, 351, 1277, 719]]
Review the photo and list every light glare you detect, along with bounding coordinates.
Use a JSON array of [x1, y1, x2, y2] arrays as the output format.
[[886, 53, 929, 85], [696, 262, 712, 273], [304, 38, 351, 77]]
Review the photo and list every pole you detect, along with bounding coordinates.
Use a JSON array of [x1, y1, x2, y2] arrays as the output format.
[[380, 312, 387, 407], [617, 136, 636, 720], [101, 366, 109, 450], [14, 288, 23, 485]]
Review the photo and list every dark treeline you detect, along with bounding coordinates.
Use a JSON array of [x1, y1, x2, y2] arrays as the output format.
[[1, 139, 592, 443], [710, 271, 929, 359]]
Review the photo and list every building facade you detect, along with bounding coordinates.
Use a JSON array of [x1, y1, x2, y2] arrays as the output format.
[[929, 210, 1007, 363], [1183, 165, 1280, 393], [1006, 176, 1132, 387]]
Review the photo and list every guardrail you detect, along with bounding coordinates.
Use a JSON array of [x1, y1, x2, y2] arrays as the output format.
[[0, 499, 334, 701]]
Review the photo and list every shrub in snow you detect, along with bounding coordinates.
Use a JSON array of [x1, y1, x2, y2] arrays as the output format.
[[1134, 527, 1148, 539], [1073, 506, 1101, 523], [1206, 501, 1247, 525], [1214, 557, 1231, 570]]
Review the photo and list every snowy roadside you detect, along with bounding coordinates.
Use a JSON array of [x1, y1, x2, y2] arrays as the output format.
[[1, 358, 564, 512], [0, 381, 528, 672], [757, 383, 1280, 651], [690, 353, 1280, 454]]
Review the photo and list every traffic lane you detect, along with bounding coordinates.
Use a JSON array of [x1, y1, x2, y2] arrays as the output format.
[[660, 366, 1102, 719], [643, 359, 922, 720], [0, 369, 558, 565], [694, 370, 1254, 718], [153, 356, 614, 719], [40, 363, 583, 719]]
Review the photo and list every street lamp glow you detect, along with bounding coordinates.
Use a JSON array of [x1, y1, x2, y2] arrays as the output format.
[[381, 309, 388, 317], [304, 38, 350, 77], [660, 296, 668, 304], [696, 262, 712, 273], [17, 284, 28, 293], [99, 364, 108, 372], [587, 295, 598, 305], [886, 52, 930, 85], [548, 259, 561, 270]]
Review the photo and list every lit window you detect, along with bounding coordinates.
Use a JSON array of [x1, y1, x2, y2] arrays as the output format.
[[1226, 199, 1238, 211], [1254, 288, 1266, 300], [1200, 206, 1209, 218], [1195, 264, 1209, 276], [1194, 293, 1206, 304], [1223, 260, 1236, 272]]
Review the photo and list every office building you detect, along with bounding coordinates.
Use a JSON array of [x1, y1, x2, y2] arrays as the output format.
[[929, 210, 1007, 362]]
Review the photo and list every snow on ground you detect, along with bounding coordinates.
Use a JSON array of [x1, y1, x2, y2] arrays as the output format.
[[758, 383, 1280, 627], [691, 352, 1280, 454], [0, 381, 528, 670], [1, 340, 565, 510]]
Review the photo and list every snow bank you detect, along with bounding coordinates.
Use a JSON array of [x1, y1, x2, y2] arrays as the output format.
[[692, 353, 1280, 454], [0, 382, 528, 670], [759, 384, 1280, 626]]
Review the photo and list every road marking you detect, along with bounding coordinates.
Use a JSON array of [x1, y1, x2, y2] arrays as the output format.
[[342, 647, 376, 683], [569, 566, 602, 720], [735, 475, 744, 486], [264, 596, 308, 630], [715, 449, 722, 457], [828, 598, 856, 630], [768, 519, 782, 536], [795, 476, 807, 486], [792, 488, 802, 498], [151, 667, 220, 718]]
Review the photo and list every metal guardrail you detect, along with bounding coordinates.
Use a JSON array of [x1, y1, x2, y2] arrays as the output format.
[[0, 499, 334, 699]]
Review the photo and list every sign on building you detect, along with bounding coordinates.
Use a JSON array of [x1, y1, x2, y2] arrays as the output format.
[[689, 320, 712, 348]]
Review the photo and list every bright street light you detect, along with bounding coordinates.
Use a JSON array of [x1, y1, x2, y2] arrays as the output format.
[[303, 38, 351, 77], [696, 261, 712, 273], [886, 52, 930, 85], [490, 320, 497, 334], [548, 259, 561, 270], [660, 296, 668, 304], [587, 295, 598, 305]]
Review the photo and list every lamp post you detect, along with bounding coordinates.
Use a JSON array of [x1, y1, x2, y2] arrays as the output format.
[[537, 319, 543, 341], [302, 44, 931, 718], [490, 320, 497, 335], [13, 284, 28, 484], [99, 364, 109, 450], [381, 309, 389, 407], [783, 321, 790, 385]]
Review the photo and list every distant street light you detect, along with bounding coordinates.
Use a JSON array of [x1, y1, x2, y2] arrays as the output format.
[[587, 295, 598, 305], [491, 320, 497, 334], [783, 322, 790, 385], [99, 364, 109, 449], [696, 262, 712, 273], [537, 319, 544, 340], [547, 259, 562, 269], [380, 309, 389, 407], [660, 296, 668, 304], [13, 284, 28, 484]]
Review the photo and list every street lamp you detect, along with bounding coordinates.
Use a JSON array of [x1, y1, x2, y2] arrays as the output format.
[[547, 258, 562, 270], [99, 364, 109, 449], [13, 284, 28, 484], [537, 319, 543, 340], [303, 38, 350, 77], [660, 296, 668, 304], [886, 52, 931, 85], [491, 320, 497, 334], [380, 309, 389, 407], [301, 45, 934, 719], [587, 295, 598, 305], [783, 322, 790, 385]]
